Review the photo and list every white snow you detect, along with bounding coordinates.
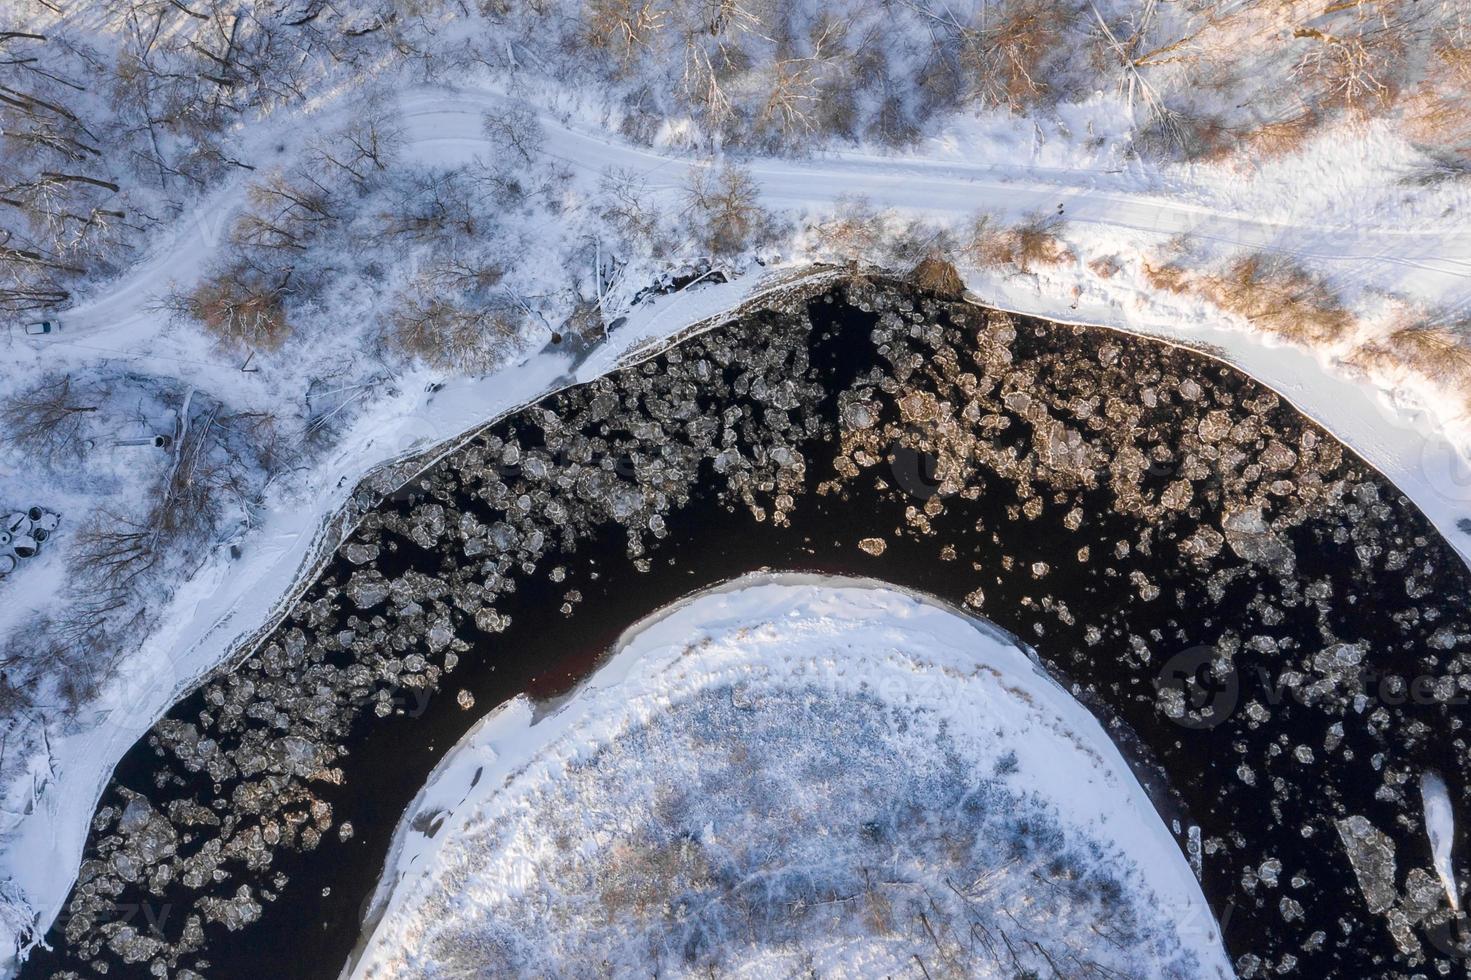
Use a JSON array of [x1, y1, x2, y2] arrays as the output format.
[[7, 72, 1471, 974], [1422, 771, 1461, 913], [350, 574, 1232, 979]]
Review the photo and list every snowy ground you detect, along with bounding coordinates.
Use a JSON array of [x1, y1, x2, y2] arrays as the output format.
[[350, 574, 1233, 979], [6, 74, 1471, 971]]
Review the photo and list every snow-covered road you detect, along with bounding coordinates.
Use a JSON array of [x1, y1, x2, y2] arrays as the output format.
[[63, 85, 1471, 339], [9, 82, 1471, 974]]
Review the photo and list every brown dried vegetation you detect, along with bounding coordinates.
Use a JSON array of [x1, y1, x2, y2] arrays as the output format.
[[1201, 254, 1354, 345], [910, 254, 965, 297], [960, 212, 1072, 273], [1348, 318, 1471, 406]]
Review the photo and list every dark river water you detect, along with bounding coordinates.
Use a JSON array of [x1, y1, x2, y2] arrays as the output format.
[[28, 280, 1471, 979]]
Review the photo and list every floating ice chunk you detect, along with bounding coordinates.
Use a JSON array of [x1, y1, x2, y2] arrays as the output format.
[[1422, 771, 1461, 912]]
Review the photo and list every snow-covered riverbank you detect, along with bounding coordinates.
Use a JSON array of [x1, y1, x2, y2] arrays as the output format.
[[0, 268, 827, 971], [350, 574, 1233, 979]]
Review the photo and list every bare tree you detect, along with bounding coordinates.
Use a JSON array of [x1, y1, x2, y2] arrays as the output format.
[[585, 0, 666, 70], [388, 279, 524, 375], [0, 28, 125, 310], [0, 374, 100, 465], [310, 111, 403, 191], [682, 161, 771, 257], [482, 107, 545, 166], [70, 509, 160, 601], [955, 0, 1079, 111], [379, 167, 485, 243], [232, 170, 339, 251], [1291, 8, 1408, 114], [598, 167, 665, 254], [171, 260, 294, 351]]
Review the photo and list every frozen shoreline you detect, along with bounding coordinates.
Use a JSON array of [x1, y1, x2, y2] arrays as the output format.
[[348, 573, 1234, 979], [7, 80, 1471, 971], [12, 259, 1471, 974], [0, 268, 830, 972]]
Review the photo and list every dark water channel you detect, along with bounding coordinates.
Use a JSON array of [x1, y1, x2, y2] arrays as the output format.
[[29, 280, 1471, 979]]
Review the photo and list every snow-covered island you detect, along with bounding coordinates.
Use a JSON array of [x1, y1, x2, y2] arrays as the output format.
[[352, 575, 1233, 979]]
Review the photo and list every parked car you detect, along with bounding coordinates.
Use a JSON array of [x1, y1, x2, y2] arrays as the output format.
[[24, 319, 59, 335]]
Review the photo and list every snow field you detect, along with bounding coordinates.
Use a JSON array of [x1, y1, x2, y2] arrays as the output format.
[[351, 575, 1233, 979]]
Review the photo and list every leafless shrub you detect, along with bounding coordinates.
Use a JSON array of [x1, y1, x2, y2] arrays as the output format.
[[958, 212, 1014, 268], [418, 255, 507, 294], [1008, 213, 1071, 270], [885, 218, 951, 268], [67, 389, 280, 612], [682, 161, 773, 257], [1201, 253, 1354, 344], [598, 168, 665, 254], [153, 402, 252, 542], [866, 91, 920, 147], [1402, 35, 1471, 156], [1399, 147, 1471, 185], [811, 196, 883, 262], [1141, 260, 1192, 295], [1136, 109, 1233, 162], [1088, 254, 1122, 279], [815, 76, 859, 139], [1240, 110, 1320, 159], [564, 298, 607, 344], [173, 261, 294, 351], [1349, 317, 1471, 400], [1403, 90, 1471, 157], [0, 665, 32, 719], [960, 212, 1071, 273], [0, 374, 100, 465]]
